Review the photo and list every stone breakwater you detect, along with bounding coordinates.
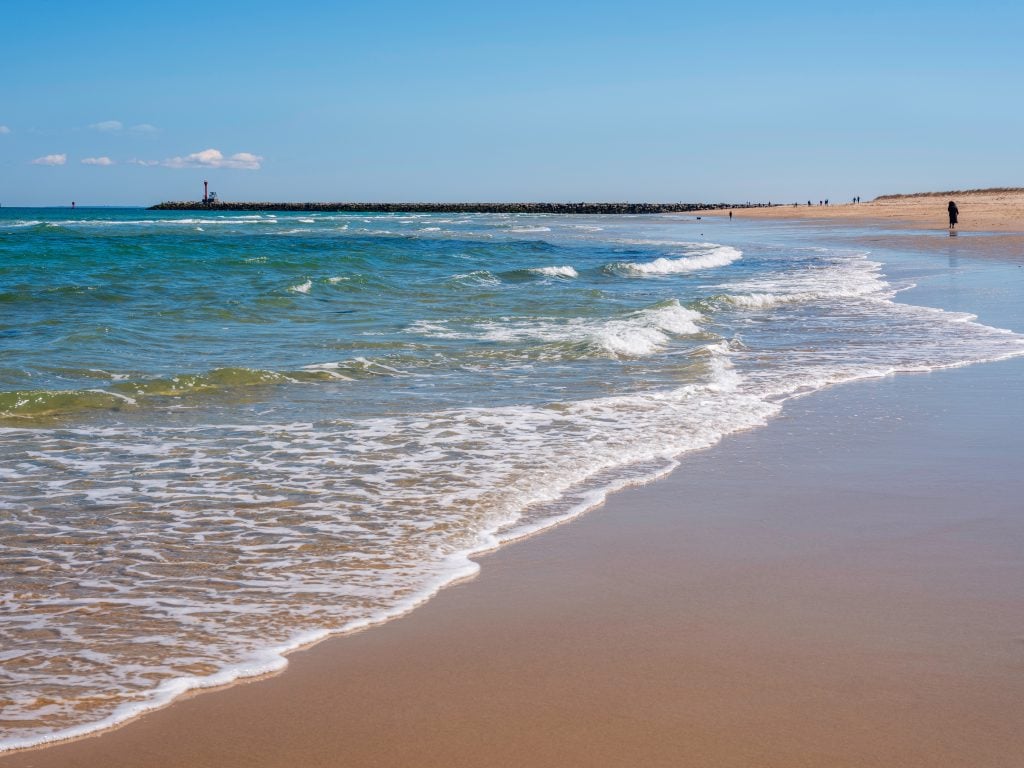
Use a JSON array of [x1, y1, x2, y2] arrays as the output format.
[[149, 201, 741, 214]]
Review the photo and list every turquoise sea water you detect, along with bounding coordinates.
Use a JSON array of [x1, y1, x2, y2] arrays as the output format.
[[2, 209, 1022, 749]]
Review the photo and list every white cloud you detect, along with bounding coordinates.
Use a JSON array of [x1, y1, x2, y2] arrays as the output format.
[[128, 158, 160, 167], [85, 120, 158, 134], [161, 148, 263, 170], [82, 156, 114, 166], [32, 153, 67, 166], [0, 125, 10, 135], [90, 120, 124, 132]]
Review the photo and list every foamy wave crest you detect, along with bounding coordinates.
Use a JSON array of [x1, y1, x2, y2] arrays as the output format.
[[528, 265, 578, 278], [409, 300, 704, 358], [290, 280, 312, 294], [721, 253, 887, 308], [60, 216, 278, 227], [302, 357, 408, 378], [611, 244, 742, 275], [448, 270, 501, 287]]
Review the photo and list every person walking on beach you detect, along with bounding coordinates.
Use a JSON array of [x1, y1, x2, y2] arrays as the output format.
[[729, 210, 733, 219], [948, 200, 959, 229]]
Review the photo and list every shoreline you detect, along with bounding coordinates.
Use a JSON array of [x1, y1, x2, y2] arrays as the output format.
[[5, 353, 1022, 767], [4, 219, 1023, 766], [0, 457, 686, 756]]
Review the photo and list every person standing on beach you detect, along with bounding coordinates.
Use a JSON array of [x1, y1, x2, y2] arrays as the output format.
[[729, 210, 733, 219], [948, 200, 959, 229]]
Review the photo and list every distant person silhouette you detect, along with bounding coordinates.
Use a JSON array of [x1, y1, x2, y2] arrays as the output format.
[[948, 200, 959, 229], [729, 210, 733, 219]]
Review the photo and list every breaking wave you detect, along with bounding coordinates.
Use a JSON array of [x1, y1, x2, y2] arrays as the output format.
[[609, 244, 742, 275]]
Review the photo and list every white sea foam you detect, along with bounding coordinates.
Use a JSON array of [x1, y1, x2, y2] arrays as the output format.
[[450, 270, 501, 287], [528, 265, 578, 278], [302, 358, 407, 377], [0, 342, 774, 751], [410, 300, 704, 358], [720, 253, 887, 308], [290, 280, 312, 294], [41, 216, 278, 228], [613, 244, 742, 275]]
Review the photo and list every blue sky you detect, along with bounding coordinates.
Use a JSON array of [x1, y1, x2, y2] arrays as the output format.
[[2, 0, 1022, 206]]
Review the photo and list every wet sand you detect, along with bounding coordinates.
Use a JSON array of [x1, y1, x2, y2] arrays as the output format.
[[699, 188, 1024, 234], [5, 352, 1023, 767]]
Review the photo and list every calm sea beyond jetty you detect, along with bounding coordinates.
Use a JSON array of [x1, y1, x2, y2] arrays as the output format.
[[149, 201, 735, 213]]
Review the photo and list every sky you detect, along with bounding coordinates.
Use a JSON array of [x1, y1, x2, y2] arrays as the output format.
[[2, 0, 1022, 206]]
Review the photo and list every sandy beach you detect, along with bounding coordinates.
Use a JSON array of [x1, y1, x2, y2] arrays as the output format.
[[5, 270, 1023, 766], [699, 188, 1024, 234]]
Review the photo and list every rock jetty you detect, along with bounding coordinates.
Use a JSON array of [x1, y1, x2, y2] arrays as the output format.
[[150, 201, 742, 214]]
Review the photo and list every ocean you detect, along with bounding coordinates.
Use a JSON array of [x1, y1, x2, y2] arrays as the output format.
[[1, 208, 1022, 750]]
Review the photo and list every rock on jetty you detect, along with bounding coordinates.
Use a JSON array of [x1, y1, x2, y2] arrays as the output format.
[[149, 201, 739, 214]]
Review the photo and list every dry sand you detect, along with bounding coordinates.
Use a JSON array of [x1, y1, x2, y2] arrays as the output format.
[[5, 354, 1023, 768], [700, 188, 1024, 233]]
